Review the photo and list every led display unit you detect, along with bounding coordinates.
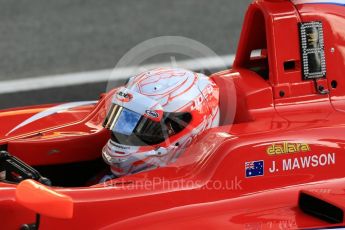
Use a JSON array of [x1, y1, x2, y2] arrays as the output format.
[[299, 21, 327, 80]]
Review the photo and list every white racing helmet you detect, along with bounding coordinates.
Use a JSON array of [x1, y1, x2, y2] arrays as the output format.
[[102, 67, 219, 176]]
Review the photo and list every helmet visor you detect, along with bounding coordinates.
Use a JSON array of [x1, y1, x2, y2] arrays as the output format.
[[113, 108, 141, 136], [103, 104, 191, 146]]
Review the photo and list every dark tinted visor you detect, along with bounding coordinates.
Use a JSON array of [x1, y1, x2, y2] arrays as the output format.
[[103, 104, 192, 146]]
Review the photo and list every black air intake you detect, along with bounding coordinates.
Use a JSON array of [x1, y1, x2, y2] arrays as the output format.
[[299, 191, 344, 224]]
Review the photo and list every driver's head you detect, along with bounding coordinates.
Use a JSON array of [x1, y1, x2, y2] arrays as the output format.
[[102, 67, 219, 176]]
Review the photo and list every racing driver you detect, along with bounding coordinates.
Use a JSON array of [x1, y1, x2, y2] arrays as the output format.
[[101, 67, 220, 179]]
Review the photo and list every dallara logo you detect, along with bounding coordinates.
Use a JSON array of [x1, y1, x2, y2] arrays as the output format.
[[266, 142, 311, 155]]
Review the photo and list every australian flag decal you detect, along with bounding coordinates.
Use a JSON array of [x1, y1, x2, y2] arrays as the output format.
[[245, 160, 264, 178]]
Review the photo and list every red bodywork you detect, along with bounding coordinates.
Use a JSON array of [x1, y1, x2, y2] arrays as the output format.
[[2, 0, 345, 229]]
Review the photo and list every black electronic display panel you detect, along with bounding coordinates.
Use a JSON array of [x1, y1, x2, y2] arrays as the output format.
[[299, 21, 326, 80]]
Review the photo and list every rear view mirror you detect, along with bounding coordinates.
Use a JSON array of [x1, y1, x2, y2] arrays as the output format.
[[15, 179, 73, 219]]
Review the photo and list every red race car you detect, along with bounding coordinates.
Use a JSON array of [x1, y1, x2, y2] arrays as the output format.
[[2, 0, 345, 229]]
